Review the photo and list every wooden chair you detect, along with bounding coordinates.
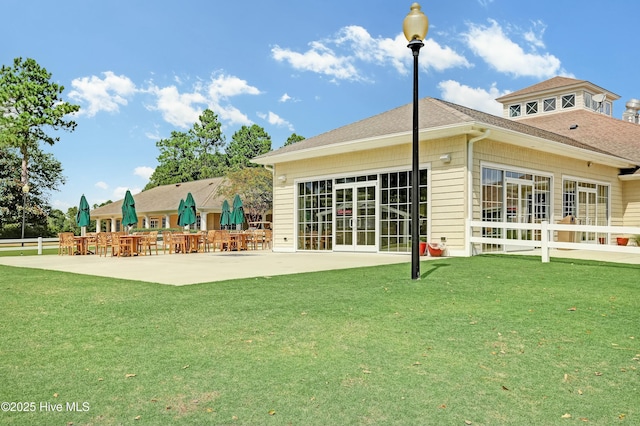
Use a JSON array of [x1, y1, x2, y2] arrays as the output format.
[[163, 232, 173, 254], [262, 229, 272, 250], [86, 232, 97, 254], [164, 232, 186, 254], [141, 231, 159, 255], [111, 233, 123, 257], [95, 232, 111, 257], [197, 231, 208, 253], [58, 232, 75, 255], [213, 230, 231, 252], [205, 230, 216, 252]]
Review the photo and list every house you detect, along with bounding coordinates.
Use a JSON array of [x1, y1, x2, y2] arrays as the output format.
[[90, 177, 228, 232], [251, 76, 640, 256]]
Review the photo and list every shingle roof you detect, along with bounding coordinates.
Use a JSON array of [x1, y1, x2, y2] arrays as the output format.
[[495, 76, 587, 101], [518, 109, 640, 163], [91, 177, 227, 217], [255, 97, 626, 162]]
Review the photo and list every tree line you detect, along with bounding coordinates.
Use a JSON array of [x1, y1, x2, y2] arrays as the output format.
[[0, 57, 305, 238]]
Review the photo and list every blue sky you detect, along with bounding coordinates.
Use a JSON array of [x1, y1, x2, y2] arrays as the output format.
[[3, 0, 640, 211]]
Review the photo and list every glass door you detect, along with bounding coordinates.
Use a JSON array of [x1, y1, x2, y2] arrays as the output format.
[[505, 179, 533, 251], [577, 189, 597, 242], [335, 183, 377, 252]]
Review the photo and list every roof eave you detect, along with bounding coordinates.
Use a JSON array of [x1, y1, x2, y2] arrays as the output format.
[[251, 123, 479, 165]]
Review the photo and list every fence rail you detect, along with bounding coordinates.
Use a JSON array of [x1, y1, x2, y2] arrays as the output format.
[[468, 220, 640, 262], [0, 237, 59, 253]]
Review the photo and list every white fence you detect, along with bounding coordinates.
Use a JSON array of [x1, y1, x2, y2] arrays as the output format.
[[0, 237, 59, 254], [468, 220, 640, 262]]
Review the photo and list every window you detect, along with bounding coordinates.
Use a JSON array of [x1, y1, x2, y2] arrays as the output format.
[[150, 218, 160, 228], [562, 94, 575, 109], [584, 92, 593, 110], [297, 179, 333, 250], [543, 98, 556, 112], [563, 179, 609, 243], [379, 170, 428, 253], [509, 104, 521, 117], [525, 101, 538, 115], [481, 166, 551, 251]]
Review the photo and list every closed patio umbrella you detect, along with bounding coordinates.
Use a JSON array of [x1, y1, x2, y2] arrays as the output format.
[[121, 190, 138, 232], [220, 199, 231, 229], [177, 198, 186, 227], [76, 194, 91, 236], [230, 194, 245, 229], [182, 192, 197, 228]]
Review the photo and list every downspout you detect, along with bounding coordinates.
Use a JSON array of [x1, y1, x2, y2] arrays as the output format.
[[466, 129, 490, 256]]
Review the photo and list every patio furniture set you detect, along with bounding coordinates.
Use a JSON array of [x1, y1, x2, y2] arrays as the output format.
[[57, 229, 272, 257]]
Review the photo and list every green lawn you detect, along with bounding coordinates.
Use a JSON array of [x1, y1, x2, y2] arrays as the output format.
[[0, 256, 638, 425]]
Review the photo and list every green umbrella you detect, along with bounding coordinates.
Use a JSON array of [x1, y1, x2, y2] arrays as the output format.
[[121, 190, 138, 231], [182, 192, 197, 227], [220, 199, 231, 229], [177, 198, 186, 227], [230, 194, 245, 228], [76, 194, 91, 231]]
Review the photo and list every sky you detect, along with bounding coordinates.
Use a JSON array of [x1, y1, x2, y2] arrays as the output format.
[[3, 0, 640, 211]]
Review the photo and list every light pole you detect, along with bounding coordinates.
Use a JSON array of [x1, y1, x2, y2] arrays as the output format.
[[403, 3, 429, 280], [21, 183, 30, 247]]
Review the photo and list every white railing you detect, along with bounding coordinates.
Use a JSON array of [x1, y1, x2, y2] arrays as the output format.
[[0, 237, 59, 254], [468, 220, 640, 262]]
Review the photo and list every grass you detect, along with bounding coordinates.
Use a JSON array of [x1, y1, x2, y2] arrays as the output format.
[[0, 255, 638, 425]]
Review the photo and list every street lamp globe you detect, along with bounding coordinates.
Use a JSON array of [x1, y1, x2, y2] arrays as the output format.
[[403, 2, 429, 42]]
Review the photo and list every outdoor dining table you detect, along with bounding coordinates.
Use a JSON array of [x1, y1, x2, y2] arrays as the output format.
[[173, 233, 202, 253], [229, 232, 249, 251], [73, 235, 90, 255], [118, 234, 144, 257]]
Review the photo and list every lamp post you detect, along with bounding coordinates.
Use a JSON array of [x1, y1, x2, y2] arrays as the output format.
[[403, 3, 429, 280], [21, 183, 30, 247]]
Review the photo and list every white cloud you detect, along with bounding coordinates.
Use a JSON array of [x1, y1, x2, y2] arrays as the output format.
[[279, 93, 292, 103], [95, 181, 108, 190], [69, 71, 137, 116], [147, 85, 207, 128], [207, 74, 261, 102], [437, 80, 506, 115], [272, 41, 361, 82], [271, 25, 470, 81], [421, 39, 473, 73], [134, 166, 154, 180], [258, 111, 294, 131], [463, 19, 564, 78], [145, 73, 260, 129]]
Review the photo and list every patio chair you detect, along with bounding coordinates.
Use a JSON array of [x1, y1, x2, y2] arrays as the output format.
[[141, 231, 159, 255], [111, 233, 124, 257], [58, 232, 75, 255], [196, 231, 208, 253], [95, 232, 111, 257], [205, 230, 216, 252], [262, 229, 272, 250], [213, 230, 231, 252]]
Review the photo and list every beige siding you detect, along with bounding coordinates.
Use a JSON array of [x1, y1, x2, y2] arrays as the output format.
[[473, 140, 624, 225], [271, 136, 468, 252], [622, 180, 640, 227], [271, 134, 628, 254]]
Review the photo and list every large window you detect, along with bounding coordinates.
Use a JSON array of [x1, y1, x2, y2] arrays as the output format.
[[563, 179, 609, 242], [379, 169, 428, 253], [509, 104, 521, 117], [481, 166, 551, 251], [297, 180, 333, 250]]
